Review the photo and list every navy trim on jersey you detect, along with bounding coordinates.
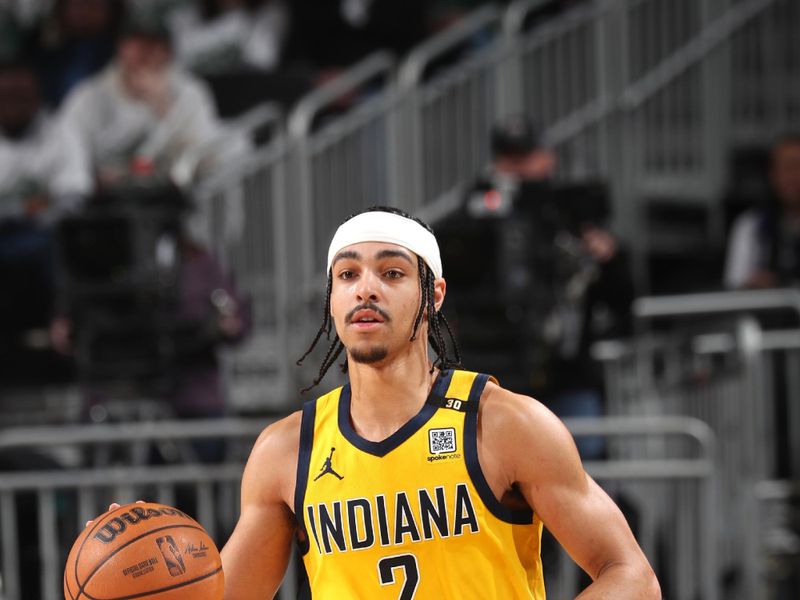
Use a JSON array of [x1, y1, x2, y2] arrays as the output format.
[[464, 373, 534, 525], [338, 369, 454, 457], [295, 399, 317, 555]]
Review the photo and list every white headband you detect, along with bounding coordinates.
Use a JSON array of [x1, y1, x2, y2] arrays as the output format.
[[327, 211, 443, 279]]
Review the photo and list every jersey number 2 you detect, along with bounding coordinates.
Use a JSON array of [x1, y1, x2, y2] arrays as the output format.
[[378, 554, 419, 599]]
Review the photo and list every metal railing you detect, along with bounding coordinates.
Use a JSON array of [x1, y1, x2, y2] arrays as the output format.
[[227, 102, 284, 143], [0, 418, 277, 600], [555, 416, 717, 600], [496, 0, 800, 291], [397, 5, 504, 208], [288, 51, 398, 282], [167, 0, 800, 413], [634, 288, 800, 320], [190, 118, 294, 411], [755, 480, 800, 598], [594, 288, 800, 598], [504, 0, 615, 178], [0, 415, 716, 600]]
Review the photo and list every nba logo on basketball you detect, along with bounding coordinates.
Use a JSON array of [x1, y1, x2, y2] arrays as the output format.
[[156, 536, 186, 577]]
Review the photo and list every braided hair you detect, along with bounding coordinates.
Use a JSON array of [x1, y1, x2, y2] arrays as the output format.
[[297, 206, 462, 392]]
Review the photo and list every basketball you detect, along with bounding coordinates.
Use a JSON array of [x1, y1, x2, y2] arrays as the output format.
[[63, 502, 224, 600]]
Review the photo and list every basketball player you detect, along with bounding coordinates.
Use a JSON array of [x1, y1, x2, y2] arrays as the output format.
[[92, 207, 659, 597], [219, 206, 660, 598]]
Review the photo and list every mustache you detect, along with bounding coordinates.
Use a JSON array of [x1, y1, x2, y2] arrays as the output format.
[[345, 303, 391, 324]]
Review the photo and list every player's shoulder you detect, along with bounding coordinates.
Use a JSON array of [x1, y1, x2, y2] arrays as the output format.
[[476, 380, 585, 484], [241, 411, 302, 501], [249, 410, 302, 465], [478, 379, 574, 449], [479, 379, 545, 421]]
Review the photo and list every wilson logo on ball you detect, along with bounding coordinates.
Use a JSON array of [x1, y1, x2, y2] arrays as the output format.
[[93, 506, 190, 544]]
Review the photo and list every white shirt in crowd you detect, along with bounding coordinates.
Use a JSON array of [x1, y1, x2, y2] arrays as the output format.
[[725, 207, 800, 288], [0, 112, 91, 221], [59, 62, 248, 186], [166, 1, 289, 74], [724, 209, 763, 289]]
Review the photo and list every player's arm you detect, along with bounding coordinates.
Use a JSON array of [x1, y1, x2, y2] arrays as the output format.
[[482, 385, 661, 598], [221, 411, 301, 600]]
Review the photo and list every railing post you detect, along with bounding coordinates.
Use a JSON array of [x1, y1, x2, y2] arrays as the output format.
[[397, 6, 502, 208], [0, 492, 20, 600], [287, 129, 315, 288], [287, 51, 396, 281], [565, 416, 717, 598], [270, 136, 293, 399], [499, 0, 553, 116], [38, 490, 59, 600], [701, 0, 733, 249], [700, 422, 720, 600], [736, 316, 768, 599], [598, 0, 645, 290]]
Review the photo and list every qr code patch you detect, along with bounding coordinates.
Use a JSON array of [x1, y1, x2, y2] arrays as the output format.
[[428, 428, 457, 454]]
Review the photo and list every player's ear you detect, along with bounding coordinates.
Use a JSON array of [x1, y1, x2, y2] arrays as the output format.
[[433, 278, 446, 312]]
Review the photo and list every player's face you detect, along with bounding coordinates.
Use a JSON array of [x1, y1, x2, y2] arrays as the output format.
[[330, 242, 429, 365]]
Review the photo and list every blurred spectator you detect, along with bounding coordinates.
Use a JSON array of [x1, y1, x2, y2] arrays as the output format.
[[169, 237, 250, 423], [59, 12, 248, 190], [438, 114, 634, 459], [725, 134, 800, 289], [27, 0, 125, 108], [51, 198, 251, 450], [0, 58, 90, 342], [163, 0, 309, 118], [165, 0, 289, 76], [490, 114, 558, 183], [0, 59, 90, 219]]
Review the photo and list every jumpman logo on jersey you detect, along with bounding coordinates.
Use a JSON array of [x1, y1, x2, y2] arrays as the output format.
[[314, 447, 344, 481]]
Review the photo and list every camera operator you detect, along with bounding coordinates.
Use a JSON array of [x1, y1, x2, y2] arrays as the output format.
[[51, 182, 251, 461], [438, 114, 634, 460]]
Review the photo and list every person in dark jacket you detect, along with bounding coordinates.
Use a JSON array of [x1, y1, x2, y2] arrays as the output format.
[[437, 114, 635, 459]]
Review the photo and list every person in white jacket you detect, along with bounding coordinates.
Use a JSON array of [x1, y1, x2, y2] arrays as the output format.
[[59, 15, 247, 190]]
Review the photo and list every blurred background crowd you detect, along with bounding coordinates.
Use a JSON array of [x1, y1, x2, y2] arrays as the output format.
[[1, 0, 799, 598], [0, 0, 596, 434]]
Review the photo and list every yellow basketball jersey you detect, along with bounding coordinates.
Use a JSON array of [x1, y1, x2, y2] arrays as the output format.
[[295, 369, 545, 599]]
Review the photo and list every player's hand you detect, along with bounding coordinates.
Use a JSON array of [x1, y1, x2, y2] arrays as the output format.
[[85, 501, 145, 528]]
